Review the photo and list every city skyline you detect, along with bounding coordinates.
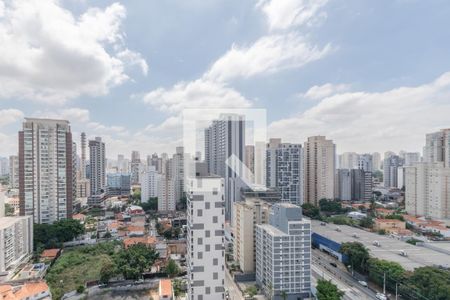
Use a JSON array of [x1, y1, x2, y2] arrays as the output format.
[[1, 0, 450, 157]]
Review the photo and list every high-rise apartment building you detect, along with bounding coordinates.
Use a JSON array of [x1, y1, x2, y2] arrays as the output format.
[[383, 155, 403, 188], [141, 165, 160, 203], [372, 152, 381, 172], [8, 155, 19, 189], [186, 163, 225, 300], [80, 132, 87, 179], [171, 147, 185, 203], [157, 176, 176, 212], [18, 118, 73, 224], [336, 169, 372, 202], [106, 174, 131, 196], [351, 169, 372, 202], [89, 137, 106, 196], [131, 150, 141, 185], [245, 145, 255, 183], [405, 162, 450, 220], [402, 152, 421, 167], [358, 154, 373, 172], [256, 203, 311, 300], [266, 138, 282, 188], [267, 141, 303, 205], [304, 136, 336, 205], [336, 169, 352, 201], [339, 152, 359, 169], [233, 198, 271, 274], [205, 114, 245, 221], [254, 141, 267, 186], [0, 216, 33, 278], [0, 157, 8, 176], [423, 129, 450, 167]]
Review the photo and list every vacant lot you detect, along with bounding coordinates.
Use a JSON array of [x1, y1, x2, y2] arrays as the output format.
[[46, 242, 120, 299]]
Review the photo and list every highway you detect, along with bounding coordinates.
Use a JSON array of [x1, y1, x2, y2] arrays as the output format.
[[312, 249, 378, 300]]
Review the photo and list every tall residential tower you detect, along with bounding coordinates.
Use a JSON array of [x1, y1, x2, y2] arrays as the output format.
[[18, 118, 73, 223]]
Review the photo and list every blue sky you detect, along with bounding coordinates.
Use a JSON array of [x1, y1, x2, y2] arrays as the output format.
[[1, 0, 450, 158]]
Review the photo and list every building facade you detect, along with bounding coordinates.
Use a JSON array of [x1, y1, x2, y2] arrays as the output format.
[[256, 203, 311, 300], [141, 165, 160, 203], [405, 162, 450, 220], [131, 150, 141, 185], [267, 142, 303, 206], [8, 155, 19, 189], [423, 129, 450, 167], [336, 169, 352, 201], [0, 216, 33, 278], [233, 198, 270, 274], [106, 174, 131, 196], [89, 137, 106, 196], [186, 164, 225, 300], [383, 155, 403, 188], [304, 136, 336, 206], [18, 118, 73, 224], [204, 114, 245, 221]]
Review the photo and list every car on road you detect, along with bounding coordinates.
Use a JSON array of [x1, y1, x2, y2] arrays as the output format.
[[358, 280, 368, 287], [376, 293, 387, 300], [329, 262, 337, 268]]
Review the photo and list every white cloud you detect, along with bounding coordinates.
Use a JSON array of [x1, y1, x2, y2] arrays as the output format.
[[0, 109, 24, 127], [302, 83, 351, 100], [0, 0, 147, 103], [269, 72, 450, 153], [143, 79, 252, 113], [205, 33, 331, 82], [257, 0, 329, 31]]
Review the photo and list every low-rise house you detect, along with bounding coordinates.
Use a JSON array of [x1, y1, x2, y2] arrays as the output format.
[[155, 242, 168, 259], [158, 279, 173, 300], [404, 215, 450, 238], [123, 236, 157, 249], [0, 281, 51, 300], [72, 213, 86, 224], [40, 249, 60, 263], [126, 225, 145, 236]]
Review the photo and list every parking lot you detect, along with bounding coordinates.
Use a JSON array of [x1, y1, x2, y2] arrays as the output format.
[[312, 220, 450, 271]]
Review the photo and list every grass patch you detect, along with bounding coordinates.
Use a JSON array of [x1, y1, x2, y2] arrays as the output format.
[[46, 242, 120, 300]]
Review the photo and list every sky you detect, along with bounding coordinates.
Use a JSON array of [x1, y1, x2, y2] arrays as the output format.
[[1, 0, 450, 159]]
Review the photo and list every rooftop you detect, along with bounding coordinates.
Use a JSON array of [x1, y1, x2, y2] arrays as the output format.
[[40, 249, 60, 259], [0, 216, 32, 229], [311, 219, 450, 271], [159, 279, 173, 297], [257, 223, 287, 236]]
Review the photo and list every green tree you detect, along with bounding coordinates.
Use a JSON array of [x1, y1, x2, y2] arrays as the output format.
[[114, 244, 159, 280], [385, 214, 405, 221], [166, 259, 180, 278], [301, 203, 320, 219], [76, 285, 85, 294], [280, 290, 288, 300], [404, 267, 450, 300], [100, 260, 116, 284], [359, 217, 374, 228], [33, 219, 84, 250], [340, 242, 370, 273], [245, 285, 258, 298], [367, 258, 405, 292], [316, 279, 344, 300], [319, 199, 342, 213], [141, 197, 158, 211]]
